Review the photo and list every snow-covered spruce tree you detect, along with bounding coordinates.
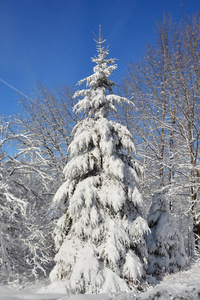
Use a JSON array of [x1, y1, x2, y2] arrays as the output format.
[[50, 30, 149, 293], [146, 188, 188, 276]]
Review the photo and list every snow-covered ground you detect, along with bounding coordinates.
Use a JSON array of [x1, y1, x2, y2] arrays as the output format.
[[1, 260, 199, 300]]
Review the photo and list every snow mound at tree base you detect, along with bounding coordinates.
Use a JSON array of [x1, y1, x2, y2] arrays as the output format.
[[137, 260, 200, 300], [0, 261, 199, 300], [137, 288, 199, 300]]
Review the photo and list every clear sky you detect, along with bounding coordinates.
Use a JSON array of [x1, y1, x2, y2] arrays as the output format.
[[0, 0, 200, 115]]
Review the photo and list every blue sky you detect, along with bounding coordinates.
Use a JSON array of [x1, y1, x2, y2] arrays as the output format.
[[0, 0, 200, 115]]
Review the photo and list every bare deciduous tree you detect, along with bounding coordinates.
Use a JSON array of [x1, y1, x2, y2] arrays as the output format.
[[121, 13, 200, 251], [0, 84, 80, 283]]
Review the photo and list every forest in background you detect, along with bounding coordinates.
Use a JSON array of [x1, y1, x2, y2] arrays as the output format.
[[0, 13, 200, 286]]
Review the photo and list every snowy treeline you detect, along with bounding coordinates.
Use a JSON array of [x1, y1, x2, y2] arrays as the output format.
[[0, 13, 199, 291], [120, 14, 200, 254], [0, 87, 78, 283]]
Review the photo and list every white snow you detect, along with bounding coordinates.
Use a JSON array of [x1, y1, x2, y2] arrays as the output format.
[[0, 260, 199, 300]]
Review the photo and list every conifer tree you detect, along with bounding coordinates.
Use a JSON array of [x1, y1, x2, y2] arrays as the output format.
[[50, 28, 149, 293], [146, 188, 188, 276]]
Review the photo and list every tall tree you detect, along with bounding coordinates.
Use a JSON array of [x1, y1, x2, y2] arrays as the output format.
[[50, 29, 149, 293]]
